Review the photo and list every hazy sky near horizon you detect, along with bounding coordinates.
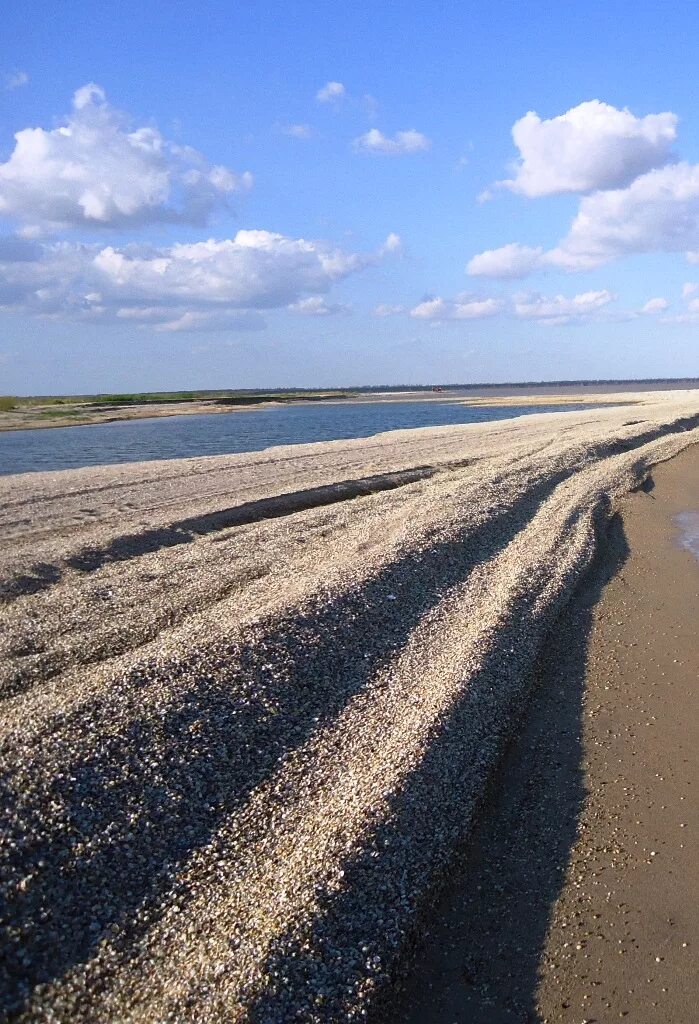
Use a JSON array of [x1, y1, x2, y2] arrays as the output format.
[[2, 0, 699, 393]]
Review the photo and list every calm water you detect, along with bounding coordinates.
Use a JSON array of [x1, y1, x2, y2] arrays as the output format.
[[0, 400, 586, 476]]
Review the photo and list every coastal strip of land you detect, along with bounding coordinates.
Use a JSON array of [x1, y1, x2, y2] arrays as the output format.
[[0, 390, 352, 432], [3, 380, 688, 433], [1, 391, 698, 1022]]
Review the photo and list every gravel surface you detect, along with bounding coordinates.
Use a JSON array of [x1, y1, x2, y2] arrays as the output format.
[[1, 391, 699, 1022]]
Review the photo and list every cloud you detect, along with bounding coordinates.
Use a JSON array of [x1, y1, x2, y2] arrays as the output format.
[[288, 296, 350, 316], [471, 160, 699, 274], [470, 102, 699, 276], [390, 291, 614, 324], [0, 229, 378, 331], [316, 81, 346, 104], [410, 296, 501, 321], [280, 123, 312, 140], [354, 128, 431, 155], [467, 243, 545, 279], [404, 288, 615, 327], [682, 282, 698, 299], [514, 289, 615, 323], [640, 297, 668, 314], [0, 84, 252, 233], [547, 162, 699, 270], [495, 100, 677, 198], [4, 70, 29, 91], [91, 231, 366, 307], [379, 232, 403, 256]]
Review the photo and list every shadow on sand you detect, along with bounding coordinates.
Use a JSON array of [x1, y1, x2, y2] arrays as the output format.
[[2, 471, 635, 1020], [387, 509, 630, 1024], [0, 465, 580, 1017], [240, 507, 629, 1024]]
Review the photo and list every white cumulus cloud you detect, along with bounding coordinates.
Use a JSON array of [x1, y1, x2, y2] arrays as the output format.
[[467, 243, 545, 279], [354, 128, 431, 156], [0, 229, 379, 331], [547, 162, 699, 270], [496, 100, 677, 197], [410, 296, 501, 321], [316, 81, 346, 104], [0, 84, 252, 233], [471, 159, 699, 275]]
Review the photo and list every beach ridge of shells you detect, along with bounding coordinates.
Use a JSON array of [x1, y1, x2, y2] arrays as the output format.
[[1, 393, 699, 1022]]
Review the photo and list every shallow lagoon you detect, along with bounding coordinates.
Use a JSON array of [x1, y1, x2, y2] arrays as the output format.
[[0, 399, 589, 476]]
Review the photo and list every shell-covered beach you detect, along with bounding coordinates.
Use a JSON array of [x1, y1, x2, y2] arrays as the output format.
[[2, 391, 699, 1022]]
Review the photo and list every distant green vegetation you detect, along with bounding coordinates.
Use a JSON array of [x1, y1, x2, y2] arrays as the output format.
[[37, 408, 83, 419], [85, 391, 201, 405], [82, 389, 350, 405], [5, 389, 352, 408]]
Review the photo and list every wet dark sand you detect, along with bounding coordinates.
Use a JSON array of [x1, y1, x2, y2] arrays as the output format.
[[391, 443, 699, 1023]]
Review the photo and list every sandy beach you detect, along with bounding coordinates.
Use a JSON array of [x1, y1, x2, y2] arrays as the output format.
[[1, 390, 698, 1022], [393, 443, 699, 1023]]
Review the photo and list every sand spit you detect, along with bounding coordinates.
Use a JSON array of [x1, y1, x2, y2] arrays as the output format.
[[457, 393, 635, 407], [1, 391, 699, 1022]]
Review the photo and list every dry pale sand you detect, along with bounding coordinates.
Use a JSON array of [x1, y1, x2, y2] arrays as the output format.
[[1, 391, 699, 1022], [393, 442, 699, 1024]]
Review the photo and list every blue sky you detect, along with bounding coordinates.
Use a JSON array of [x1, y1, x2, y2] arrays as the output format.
[[1, 0, 699, 393]]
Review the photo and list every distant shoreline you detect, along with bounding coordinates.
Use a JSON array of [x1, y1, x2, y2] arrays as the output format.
[[0, 392, 348, 433], [0, 383, 653, 433]]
